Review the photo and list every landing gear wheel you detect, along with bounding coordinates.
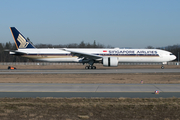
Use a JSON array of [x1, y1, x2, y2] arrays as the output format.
[[161, 66, 164, 69], [90, 66, 96, 69], [85, 66, 89, 69], [85, 66, 96, 69], [92, 66, 96, 69]]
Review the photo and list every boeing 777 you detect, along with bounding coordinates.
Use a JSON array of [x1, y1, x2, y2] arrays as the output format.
[[9, 27, 176, 69]]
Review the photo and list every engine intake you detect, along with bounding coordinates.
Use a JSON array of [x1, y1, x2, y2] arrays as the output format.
[[103, 57, 118, 67]]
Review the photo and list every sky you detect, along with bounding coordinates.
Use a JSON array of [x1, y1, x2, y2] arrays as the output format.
[[0, 0, 180, 48]]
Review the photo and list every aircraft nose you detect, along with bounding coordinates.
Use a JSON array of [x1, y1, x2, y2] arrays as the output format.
[[172, 55, 176, 61]]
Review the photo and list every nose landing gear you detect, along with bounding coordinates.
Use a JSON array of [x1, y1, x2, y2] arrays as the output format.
[[161, 62, 167, 69]]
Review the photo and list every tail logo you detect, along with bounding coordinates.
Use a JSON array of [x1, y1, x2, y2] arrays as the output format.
[[17, 34, 29, 48]]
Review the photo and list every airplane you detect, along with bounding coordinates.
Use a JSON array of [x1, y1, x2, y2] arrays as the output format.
[[9, 27, 176, 69]]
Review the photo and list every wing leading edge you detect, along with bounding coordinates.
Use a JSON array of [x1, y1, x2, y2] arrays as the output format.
[[62, 48, 102, 60]]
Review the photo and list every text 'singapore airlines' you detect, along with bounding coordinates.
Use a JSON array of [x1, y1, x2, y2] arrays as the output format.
[[9, 27, 176, 69]]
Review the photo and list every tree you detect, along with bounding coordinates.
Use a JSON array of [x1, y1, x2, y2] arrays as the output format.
[[79, 41, 86, 48], [146, 46, 154, 49], [93, 40, 97, 48], [27, 37, 34, 45]]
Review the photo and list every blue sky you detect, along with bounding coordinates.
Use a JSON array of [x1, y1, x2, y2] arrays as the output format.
[[0, 0, 180, 48]]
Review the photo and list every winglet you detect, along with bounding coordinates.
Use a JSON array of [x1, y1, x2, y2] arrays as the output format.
[[10, 27, 36, 49]]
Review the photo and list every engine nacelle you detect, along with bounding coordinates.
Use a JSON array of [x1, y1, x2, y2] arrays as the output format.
[[103, 57, 118, 67]]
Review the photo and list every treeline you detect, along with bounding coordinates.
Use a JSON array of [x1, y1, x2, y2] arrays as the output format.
[[35, 40, 107, 48], [0, 41, 180, 62]]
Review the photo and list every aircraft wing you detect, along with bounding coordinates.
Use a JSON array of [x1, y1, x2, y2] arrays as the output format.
[[62, 48, 102, 60]]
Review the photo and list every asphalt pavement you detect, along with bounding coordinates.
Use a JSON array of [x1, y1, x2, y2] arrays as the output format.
[[0, 69, 180, 74], [0, 83, 179, 98]]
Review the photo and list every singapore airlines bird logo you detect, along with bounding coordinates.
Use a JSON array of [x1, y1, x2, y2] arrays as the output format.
[[17, 34, 29, 48]]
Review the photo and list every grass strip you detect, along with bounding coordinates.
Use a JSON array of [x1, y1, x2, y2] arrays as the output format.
[[0, 98, 179, 120]]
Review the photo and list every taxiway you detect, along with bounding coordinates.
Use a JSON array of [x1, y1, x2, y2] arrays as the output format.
[[0, 68, 180, 74], [0, 83, 180, 98]]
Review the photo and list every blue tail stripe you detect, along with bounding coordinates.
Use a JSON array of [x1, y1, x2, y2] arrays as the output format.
[[10, 27, 35, 49]]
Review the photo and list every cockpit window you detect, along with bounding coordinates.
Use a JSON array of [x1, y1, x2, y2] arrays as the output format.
[[170, 53, 174, 55]]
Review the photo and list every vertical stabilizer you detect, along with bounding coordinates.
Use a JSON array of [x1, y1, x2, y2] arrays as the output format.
[[10, 27, 36, 49]]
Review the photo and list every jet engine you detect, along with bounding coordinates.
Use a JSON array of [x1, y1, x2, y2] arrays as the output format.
[[103, 57, 118, 67]]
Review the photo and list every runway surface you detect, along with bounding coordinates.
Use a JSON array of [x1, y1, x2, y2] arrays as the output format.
[[0, 83, 180, 98], [1, 92, 180, 98], [0, 68, 180, 74]]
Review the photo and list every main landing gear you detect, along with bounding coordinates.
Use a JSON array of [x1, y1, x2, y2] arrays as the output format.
[[85, 66, 96, 69], [84, 60, 96, 69]]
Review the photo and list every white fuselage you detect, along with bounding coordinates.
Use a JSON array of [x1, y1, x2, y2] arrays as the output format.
[[10, 48, 176, 63]]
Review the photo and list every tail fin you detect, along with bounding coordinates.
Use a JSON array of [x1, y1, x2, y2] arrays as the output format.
[[10, 27, 36, 49]]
